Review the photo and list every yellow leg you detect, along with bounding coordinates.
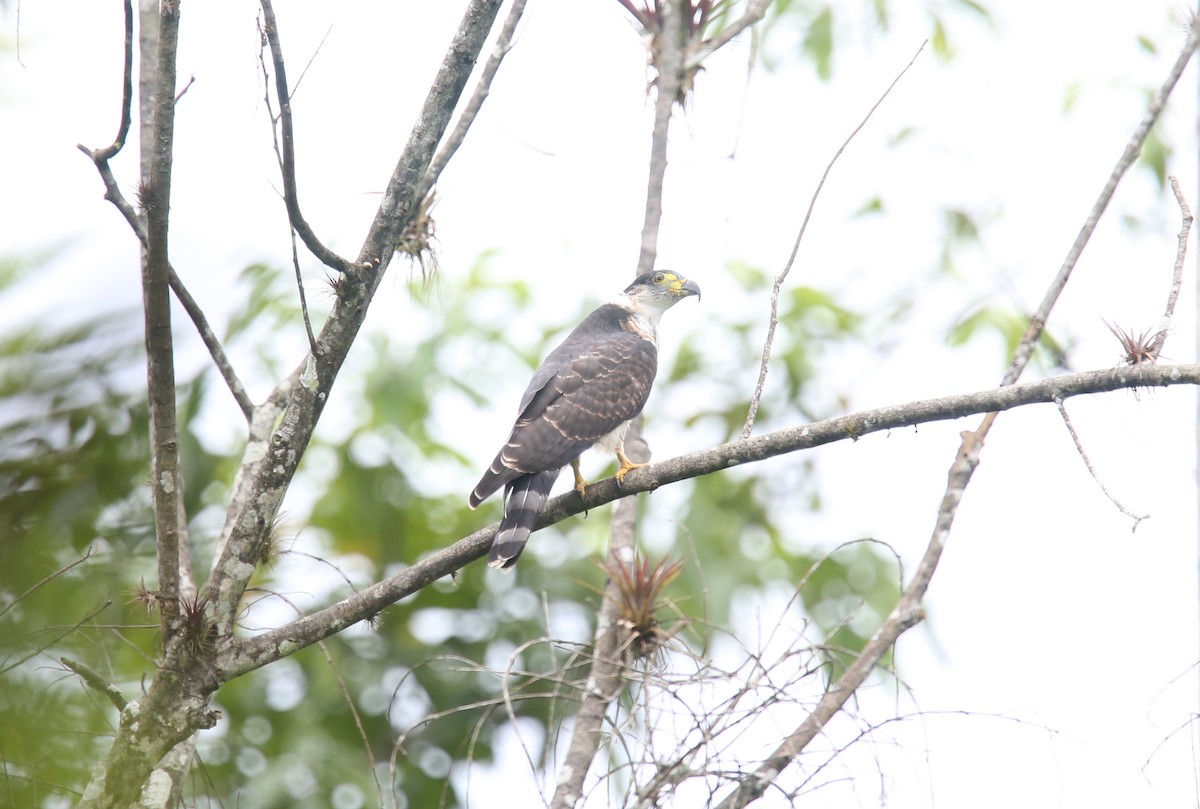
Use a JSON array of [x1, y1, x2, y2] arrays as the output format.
[[571, 457, 589, 496], [614, 446, 647, 484]]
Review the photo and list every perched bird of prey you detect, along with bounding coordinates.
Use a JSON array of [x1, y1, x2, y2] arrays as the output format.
[[470, 271, 701, 569]]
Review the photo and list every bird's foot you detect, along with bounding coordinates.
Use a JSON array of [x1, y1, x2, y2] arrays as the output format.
[[571, 459, 589, 497], [614, 450, 647, 488]]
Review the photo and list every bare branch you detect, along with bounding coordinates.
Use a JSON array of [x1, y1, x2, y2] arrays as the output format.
[[141, 0, 185, 637], [1148, 175, 1193, 357], [1054, 397, 1148, 528], [94, 0, 134, 162], [78, 19, 255, 421], [416, 0, 530, 202], [742, 40, 925, 440], [1001, 23, 1200, 388], [167, 269, 256, 420], [257, 0, 354, 275], [60, 656, 128, 711], [553, 3, 687, 805], [634, 0, 684, 276], [256, 16, 325, 354], [353, 0, 505, 293], [204, 0, 504, 644], [219, 361, 1200, 680], [717, 21, 1200, 804]]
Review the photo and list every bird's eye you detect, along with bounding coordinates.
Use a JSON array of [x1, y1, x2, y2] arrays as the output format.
[[653, 272, 666, 284]]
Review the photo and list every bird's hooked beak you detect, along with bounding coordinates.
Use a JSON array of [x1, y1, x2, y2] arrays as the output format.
[[672, 276, 701, 301]]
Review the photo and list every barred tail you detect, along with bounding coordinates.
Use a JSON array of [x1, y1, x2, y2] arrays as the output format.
[[489, 469, 560, 570]]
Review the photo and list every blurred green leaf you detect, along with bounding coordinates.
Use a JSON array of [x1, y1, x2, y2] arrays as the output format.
[[803, 7, 834, 80]]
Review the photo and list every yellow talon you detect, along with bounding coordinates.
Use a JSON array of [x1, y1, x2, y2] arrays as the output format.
[[571, 457, 589, 496], [614, 448, 647, 483]]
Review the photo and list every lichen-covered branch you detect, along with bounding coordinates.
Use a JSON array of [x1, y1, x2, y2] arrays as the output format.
[[140, 0, 185, 641]]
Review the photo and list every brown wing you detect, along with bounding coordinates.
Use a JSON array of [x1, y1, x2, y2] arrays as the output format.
[[470, 304, 657, 507]]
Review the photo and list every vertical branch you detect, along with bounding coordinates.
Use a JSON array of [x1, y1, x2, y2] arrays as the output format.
[[1195, 0, 1200, 723], [138, 0, 160, 179], [552, 3, 686, 806], [142, 0, 185, 635], [634, 0, 684, 276]]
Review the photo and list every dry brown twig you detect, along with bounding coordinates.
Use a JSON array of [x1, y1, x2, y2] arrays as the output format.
[[1056, 177, 1193, 530], [77, 0, 255, 421], [1054, 397, 1149, 529], [741, 40, 927, 440]]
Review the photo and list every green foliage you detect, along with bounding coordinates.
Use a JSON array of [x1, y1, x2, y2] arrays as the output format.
[[1139, 119, 1170, 189], [0, 251, 910, 806], [802, 7, 834, 80], [948, 302, 1069, 371]]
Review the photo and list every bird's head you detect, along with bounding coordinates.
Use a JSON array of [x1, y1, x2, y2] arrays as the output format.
[[621, 271, 701, 320]]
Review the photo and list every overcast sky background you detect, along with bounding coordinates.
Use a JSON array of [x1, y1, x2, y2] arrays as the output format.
[[5, 1, 1200, 807]]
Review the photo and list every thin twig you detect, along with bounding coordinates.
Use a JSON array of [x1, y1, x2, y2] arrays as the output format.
[[94, 0, 134, 162], [79, 89, 255, 419], [167, 269, 256, 419], [716, 20, 1200, 806], [1001, 26, 1200, 388], [0, 600, 112, 677], [1054, 397, 1148, 528], [303, 598, 384, 808], [60, 656, 128, 711], [0, 546, 94, 621], [416, 0, 529, 202], [1149, 175, 1193, 357], [257, 17, 319, 354], [741, 41, 926, 440], [258, 0, 353, 275]]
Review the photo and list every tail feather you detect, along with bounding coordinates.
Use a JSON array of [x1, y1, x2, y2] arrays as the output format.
[[489, 469, 560, 570], [470, 455, 518, 509]]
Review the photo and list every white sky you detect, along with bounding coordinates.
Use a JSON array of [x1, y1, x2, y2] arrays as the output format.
[[4, 1, 1200, 807]]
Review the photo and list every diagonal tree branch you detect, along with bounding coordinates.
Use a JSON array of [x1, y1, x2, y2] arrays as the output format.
[[715, 19, 1200, 806], [416, 0, 529, 203], [204, 0, 504, 642], [218, 360, 1200, 680], [77, 147, 257, 420]]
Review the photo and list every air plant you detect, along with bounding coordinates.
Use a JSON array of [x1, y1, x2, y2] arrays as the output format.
[[616, 0, 734, 104], [595, 551, 686, 662], [1104, 319, 1166, 366]]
